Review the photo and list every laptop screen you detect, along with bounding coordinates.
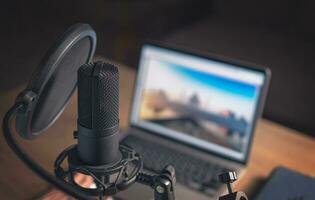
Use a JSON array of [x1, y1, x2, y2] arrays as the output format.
[[130, 44, 267, 162]]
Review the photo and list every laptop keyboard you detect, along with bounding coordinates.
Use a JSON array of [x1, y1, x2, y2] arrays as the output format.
[[122, 134, 234, 197]]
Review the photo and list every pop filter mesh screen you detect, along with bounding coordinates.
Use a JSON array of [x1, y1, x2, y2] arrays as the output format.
[[31, 37, 91, 132]]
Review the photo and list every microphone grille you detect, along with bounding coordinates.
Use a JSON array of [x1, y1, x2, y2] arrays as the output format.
[[78, 61, 119, 130]]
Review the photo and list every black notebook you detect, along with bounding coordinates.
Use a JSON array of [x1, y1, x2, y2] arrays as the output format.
[[255, 167, 315, 200]]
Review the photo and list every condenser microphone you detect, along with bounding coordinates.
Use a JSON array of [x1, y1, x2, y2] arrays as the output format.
[[77, 61, 121, 165]]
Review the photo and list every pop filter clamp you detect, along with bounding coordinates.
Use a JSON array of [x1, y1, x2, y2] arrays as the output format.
[[2, 23, 245, 200]]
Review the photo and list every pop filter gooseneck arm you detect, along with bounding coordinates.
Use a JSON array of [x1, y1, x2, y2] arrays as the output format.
[[3, 102, 94, 200]]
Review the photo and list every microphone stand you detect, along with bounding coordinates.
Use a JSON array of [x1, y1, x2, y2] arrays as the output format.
[[54, 137, 176, 200]]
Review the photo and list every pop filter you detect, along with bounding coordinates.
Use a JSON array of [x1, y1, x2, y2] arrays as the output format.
[[2, 23, 98, 199], [16, 23, 96, 139]]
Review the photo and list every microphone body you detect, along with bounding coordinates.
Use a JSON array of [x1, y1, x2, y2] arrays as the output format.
[[77, 62, 121, 166], [53, 61, 142, 196]]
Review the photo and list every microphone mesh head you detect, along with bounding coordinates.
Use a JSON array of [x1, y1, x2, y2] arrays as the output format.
[[78, 62, 119, 130]]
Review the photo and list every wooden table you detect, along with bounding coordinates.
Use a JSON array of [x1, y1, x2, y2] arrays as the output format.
[[0, 60, 315, 199]]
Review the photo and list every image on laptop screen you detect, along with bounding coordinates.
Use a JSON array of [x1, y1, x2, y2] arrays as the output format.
[[131, 44, 266, 161]]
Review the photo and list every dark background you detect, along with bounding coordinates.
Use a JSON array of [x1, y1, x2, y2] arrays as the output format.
[[1, 0, 315, 137]]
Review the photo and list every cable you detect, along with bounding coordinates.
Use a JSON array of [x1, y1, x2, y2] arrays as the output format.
[[2, 103, 94, 200]]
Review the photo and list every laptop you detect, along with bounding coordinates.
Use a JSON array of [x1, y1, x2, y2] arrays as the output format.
[[117, 42, 271, 200]]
